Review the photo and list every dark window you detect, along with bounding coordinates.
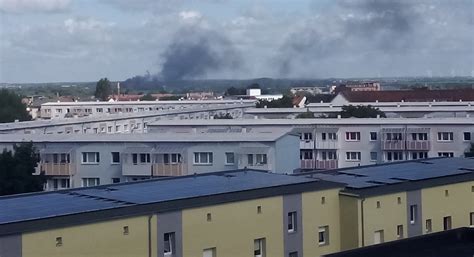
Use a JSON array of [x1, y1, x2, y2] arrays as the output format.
[[111, 152, 120, 163], [464, 132, 471, 141]]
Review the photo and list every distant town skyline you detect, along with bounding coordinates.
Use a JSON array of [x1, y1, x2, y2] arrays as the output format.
[[0, 0, 473, 83]]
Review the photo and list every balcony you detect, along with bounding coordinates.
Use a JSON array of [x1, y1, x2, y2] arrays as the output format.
[[38, 163, 74, 176], [315, 141, 338, 149], [382, 140, 405, 150], [406, 141, 431, 151], [122, 163, 153, 176], [152, 163, 186, 177], [300, 140, 315, 149], [300, 159, 338, 170]]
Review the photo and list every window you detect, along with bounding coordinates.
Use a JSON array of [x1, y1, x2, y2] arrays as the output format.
[[397, 225, 404, 239], [123, 226, 129, 235], [322, 151, 337, 160], [411, 133, 428, 141], [376, 201, 381, 208], [437, 132, 454, 141], [321, 196, 326, 204], [107, 126, 112, 133], [164, 232, 175, 256], [412, 152, 428, 160], [425, 219, 432, 233], [257, 206, 262, 214], [321, 133, 326, 140], [370, 132, 377, 141], [140, 153, 151, 163], [387, 151, 403, 161], [164, 154, 181, 164], [115, 125, 120, 132], [206, 213, 212, 222], [370, 152, 378, 162], [445, 190, 449, 197], [345, 132, 360, 141], [111, 152, 120, 164], [52, 178, 70, 190], [81, 152, 100, 164], [410, 205, 417, 224], [346, 152, 361, 161], [470, 212, 474, 227], [397, 197, 402, 204], [288, 212, 297, 232], [225, 152, 235, 164], [289, 252, 298, 257], [112, 178, 120, 183], [203, 248, 216, 257], [56, 237, 63, 247], [318, 226, 329, 246], [327, 132, 337, 140], [386, 133, 402, 141], [256, 154, 267, 165], [438, 152, 454, 157], [443, 216, 452, 230], [254, 238, 265, 257], [302, 132, 313, 141], [464, 132, 471, 141], [374, 230, 384, 244], [194, 152, 213, 165], [300, 150, 313, 160], [82, 178, 100, 187]]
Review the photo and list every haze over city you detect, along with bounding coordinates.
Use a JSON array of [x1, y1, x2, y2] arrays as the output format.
[[1, 0, 473, 83]]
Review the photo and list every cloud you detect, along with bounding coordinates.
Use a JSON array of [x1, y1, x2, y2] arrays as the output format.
[[0, 0, 70, 13], [159, 26, 242, 81]]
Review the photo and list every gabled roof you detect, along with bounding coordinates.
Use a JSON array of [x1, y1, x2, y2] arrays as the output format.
[[339, 88, 474, 102]]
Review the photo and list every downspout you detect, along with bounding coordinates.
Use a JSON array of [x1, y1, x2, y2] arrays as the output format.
[[148, 214, 153, 257], [360, 198, 366, 247]]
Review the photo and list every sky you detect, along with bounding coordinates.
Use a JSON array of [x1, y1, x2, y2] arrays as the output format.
[[0, 0, 473, 83]]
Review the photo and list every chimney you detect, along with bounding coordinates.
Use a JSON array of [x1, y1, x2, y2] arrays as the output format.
[[116, 82, 120, 101]]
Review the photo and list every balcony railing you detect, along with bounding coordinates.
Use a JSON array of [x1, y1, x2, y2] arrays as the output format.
[[122, 163, 153, 176], [39, 163, 74, 176], [300, 140, 315, 149], [382, 140, 405, 150], [406, 141, 431, 151], [300, 159, 338, 170], [315, 141, 338, 149], [152, 163, 186, 177]]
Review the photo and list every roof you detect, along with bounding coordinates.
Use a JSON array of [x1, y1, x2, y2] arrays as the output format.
[[0, 104, 255, 131], [325, 227, 474, 257], [41, 99, 256, 106], [0, 169, 343, 236], [339, 88, 474, 103], [0, 129, 294, 143], [148, 117, 474, 127], [296, 157, 474, 197]]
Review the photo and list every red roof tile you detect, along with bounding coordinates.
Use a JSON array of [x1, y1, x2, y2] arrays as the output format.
[[340, 88, 474, 102]]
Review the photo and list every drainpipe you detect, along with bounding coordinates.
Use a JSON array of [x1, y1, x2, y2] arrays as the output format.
[[360, 198, 366, 247], [148, 214, 153, 257]]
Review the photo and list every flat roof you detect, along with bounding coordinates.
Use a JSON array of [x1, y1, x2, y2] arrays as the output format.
[[0, 129, 294, 143], [148, 117, 474, 126], [0, 104, 254, 131], [296, 157, 474, 197], [244, 105, 474, 114], [0, 169, 342, 236], [41, 99, 256, 106]]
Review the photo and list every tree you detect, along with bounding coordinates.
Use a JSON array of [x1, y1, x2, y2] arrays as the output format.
[[340, 105, 386, 118], [296, 110, 315, 119], [213, 113, 233, 119], [94, 78, 112, 101], [0, 89, 31, 123], [465, 143, 474, 157], [0, 143, 45, 196], [256, 95, 293, 108], [140, 93, 156, 101], [225, 86, 246, 96]]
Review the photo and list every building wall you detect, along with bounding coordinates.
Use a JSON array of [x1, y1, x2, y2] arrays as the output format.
[[421, 181, 474, 234], [302, 188, 342, 257], [0, 234, 22, 257], [181, 196, 285, 257], [275, 134, 300, 174], [338, 195, 360, 251], [21, 215, 156, 257]]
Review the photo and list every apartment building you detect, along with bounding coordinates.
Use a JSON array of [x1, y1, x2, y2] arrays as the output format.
[[298, 157, 474, 250], [147, 118, 474, 170], [1, 158, 473, 257], [0, 131, 299, 190], [0, 104, 253, 135], [40, 99, 256, 119]]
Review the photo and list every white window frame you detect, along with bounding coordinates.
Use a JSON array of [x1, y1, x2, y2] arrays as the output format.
[[256, 154, 267, 165], [318, 226, 329, 246], [254, 238, 265, 257], [464, 132, 471, 141], [164, 232, 175, 256], [225, 152, 235, 165], [288, 212, 297, 233], [437, 132, 454, 142], [193, 152, 213, 165], [370, 152, 377, 162], [81, 152, 100, 164], [82, 178, 100, 187], [370, 132, 377, 141], [438, 152, 454, 158], [111, 152, 120, 164], [302, 132, 313, 141], [396, 225, 404, 239], [345, 152, 361, 161], [345, 132, 360, 141], [409, 205, 417, 224], [300, 150, 313, 160]]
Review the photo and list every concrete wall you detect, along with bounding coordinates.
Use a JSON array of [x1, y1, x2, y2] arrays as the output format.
[[0, 234, 22, 257]]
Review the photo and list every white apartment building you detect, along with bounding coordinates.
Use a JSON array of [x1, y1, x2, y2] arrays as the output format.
[[0, 104, 253, 135], [40, 99, 256, 119], [0, 131, 299, 191], [147, 118, 474, 170]]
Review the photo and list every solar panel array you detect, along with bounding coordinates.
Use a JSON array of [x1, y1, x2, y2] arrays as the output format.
[[309, 158, 474, 189], [0, 170, 316, 225]]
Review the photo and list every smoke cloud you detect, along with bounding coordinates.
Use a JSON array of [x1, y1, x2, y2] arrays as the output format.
[[159, 26, 242, 81]]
